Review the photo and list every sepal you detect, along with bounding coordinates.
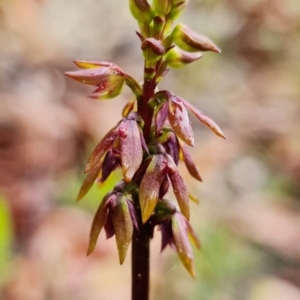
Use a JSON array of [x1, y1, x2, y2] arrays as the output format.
[[139, 154, 168, 223], [110, 193, 134, 264]]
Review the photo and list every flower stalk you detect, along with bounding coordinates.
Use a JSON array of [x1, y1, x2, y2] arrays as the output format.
[[65, 1, 223, 299]]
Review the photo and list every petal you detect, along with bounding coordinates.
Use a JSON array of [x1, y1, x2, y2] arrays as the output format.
[[111, 194, 133, 264], [73, 61, 123, 73], [172, 212, 196, 278], [65, 67, 123, 86], [163, 131, 180, 165], [89, 76, 124, 100], [160, 220, 173, 252], [165, 154, 190, 220], [185, 219, 201, 249], [100, 150, 119, 183], [180, 143, 202, 181], [169, 170, 190, 220], [139, 154, 167, 223], [120, 120, 143, 182], [155, 100, 169, 134], [127, 198, 139, 231], [87, 193, 112, 255], [181, 98, 226, 139], [104, 212, 115, 239], [77, 162, 102, 202], [159, 176, 170, 199], [168, 98, 194, 146], [85, 123, 120, 173]]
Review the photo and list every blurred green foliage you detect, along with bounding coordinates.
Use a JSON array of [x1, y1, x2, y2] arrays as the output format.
[[0, 196, 13, 282]]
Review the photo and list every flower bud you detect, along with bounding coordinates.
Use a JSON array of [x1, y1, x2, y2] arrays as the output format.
[[165, 47, 202, 68], [153, 0, 172, 16], [169, 0, 189, 20], [172, 24, 221, 53], [141, 38, 165, 62], [129, 0, 154, 24]]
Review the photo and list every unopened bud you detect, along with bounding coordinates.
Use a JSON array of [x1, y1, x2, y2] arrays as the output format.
[[141, 38, 165, 62], [165, 47, 202, 68], [169, 0, 189, 20], [129, 0, 154, 24], [172, 24, 221, 53], [153, 0, 172, 16]]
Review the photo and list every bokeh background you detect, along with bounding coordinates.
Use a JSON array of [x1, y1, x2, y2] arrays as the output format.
[[0, 0, 300, 299]]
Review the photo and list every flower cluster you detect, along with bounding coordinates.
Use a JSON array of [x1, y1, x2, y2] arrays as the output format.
[[65, 0, 224, 278]]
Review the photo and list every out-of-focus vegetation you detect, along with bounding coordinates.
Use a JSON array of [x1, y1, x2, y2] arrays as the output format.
[[0, 0, 300, 299]]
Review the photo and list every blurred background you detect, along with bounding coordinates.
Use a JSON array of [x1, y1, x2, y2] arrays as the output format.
[[0, 0, 300, 299]]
